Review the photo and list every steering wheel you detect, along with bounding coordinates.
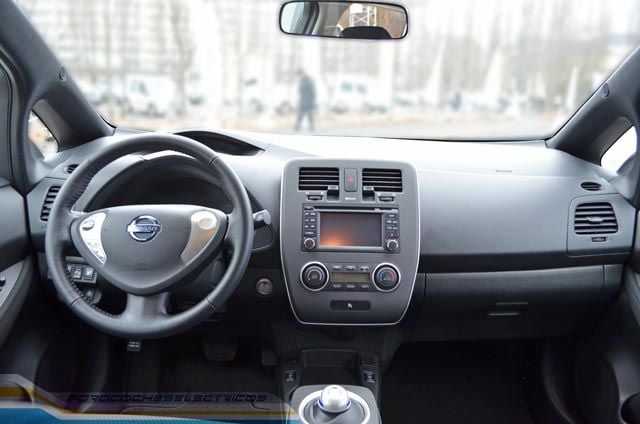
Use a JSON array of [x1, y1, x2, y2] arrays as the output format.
[[45, 133, 254, 339]]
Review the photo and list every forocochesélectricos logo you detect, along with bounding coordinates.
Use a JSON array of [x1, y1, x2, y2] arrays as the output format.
[[0, 374, 297, 423]]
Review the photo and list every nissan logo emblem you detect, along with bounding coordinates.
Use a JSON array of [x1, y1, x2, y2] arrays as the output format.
[[126, 215, 161, 242]]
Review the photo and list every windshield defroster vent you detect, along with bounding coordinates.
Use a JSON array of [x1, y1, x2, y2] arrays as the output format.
[[298, 167, 339, 191], [362, 168, 403, 192], [40, 185, 61, 222], [574, 202, 618, 234]]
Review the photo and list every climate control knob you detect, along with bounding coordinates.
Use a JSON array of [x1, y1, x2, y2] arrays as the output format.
[[300, 262, 328, 291], [373, 264, 400, 291]]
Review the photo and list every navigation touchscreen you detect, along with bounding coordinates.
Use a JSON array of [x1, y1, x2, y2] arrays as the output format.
[[318, 212, 381, 248]]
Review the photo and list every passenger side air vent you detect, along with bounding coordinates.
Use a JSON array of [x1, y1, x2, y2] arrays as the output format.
[[574, 202, 618, 234], [298, 167, 339, 191], [580, 181, 602, 191], [65, 164, 78, 174], [40, 185, 61, 221], [362, 168, 403, 192]]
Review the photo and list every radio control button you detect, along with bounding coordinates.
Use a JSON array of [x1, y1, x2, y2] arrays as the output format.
[[374, 264, 400, 291], [301, 263, 328, 291], [386, 239, 399, 251], [303, 238, 316, 250], [346, 265, 356, 271]]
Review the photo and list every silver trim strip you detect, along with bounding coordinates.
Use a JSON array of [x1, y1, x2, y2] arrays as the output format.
[[180, 210, 219, 263], [79, 212, 107, 264]]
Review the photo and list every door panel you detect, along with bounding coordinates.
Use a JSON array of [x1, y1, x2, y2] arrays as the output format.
[[0, 179, 32, 346], [574, 266, 640, 423], [0, 180, 28, 269]]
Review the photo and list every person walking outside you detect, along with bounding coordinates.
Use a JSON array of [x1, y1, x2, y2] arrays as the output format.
[[295, 69, 316, 132]]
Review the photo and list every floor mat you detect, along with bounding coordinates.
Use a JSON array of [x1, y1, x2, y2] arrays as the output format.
[[382, 342, 533, 424], [123, 337, 278, 395]]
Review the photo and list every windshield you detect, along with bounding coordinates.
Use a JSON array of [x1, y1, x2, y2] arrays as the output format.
[[17, 0, 640, 139]]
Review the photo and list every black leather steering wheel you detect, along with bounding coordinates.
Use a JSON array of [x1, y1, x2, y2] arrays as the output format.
[[45, 133, 254, 339]]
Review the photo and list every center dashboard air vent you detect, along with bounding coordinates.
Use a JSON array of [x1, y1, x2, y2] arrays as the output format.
[[298, 167, 339, 191], [65, 164, 78, 174], [574, 202, 618, 234], [40, 185, 61, 221], [362, 168, 403, 192]]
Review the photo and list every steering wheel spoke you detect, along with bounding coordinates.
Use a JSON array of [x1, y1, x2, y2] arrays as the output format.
[[122, 293, 170, 324], [54, 210, 86, 248]]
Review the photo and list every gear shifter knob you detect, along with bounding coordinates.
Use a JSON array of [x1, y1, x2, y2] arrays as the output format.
[[318, 385, 351, 414]]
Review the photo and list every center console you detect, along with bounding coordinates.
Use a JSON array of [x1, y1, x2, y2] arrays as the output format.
[[280, 159, 420, 325]]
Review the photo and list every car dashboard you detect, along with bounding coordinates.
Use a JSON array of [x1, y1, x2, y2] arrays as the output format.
[[25, 129, 635, 340]]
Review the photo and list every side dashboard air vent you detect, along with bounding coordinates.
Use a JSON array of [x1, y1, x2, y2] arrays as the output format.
[[40, 185, 61, 221], [574, 202, 618, 234], [362, 168, 402, 192], [298, 167, 339, 191], [65, 164, 78, 174], [580, 181, 602, 191]]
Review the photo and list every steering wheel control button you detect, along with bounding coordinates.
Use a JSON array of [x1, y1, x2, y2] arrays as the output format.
[[319, 385, 351, 414], [300, 262, 329, 291], [330, 300, 371, 311], [79, 212, 107, 264], [126, 215, 162, 242], [373, 264, 400, 292], [81, 220, 95, 231]]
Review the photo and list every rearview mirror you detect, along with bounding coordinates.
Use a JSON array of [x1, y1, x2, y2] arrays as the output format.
[[280, 1, 408, 40]]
